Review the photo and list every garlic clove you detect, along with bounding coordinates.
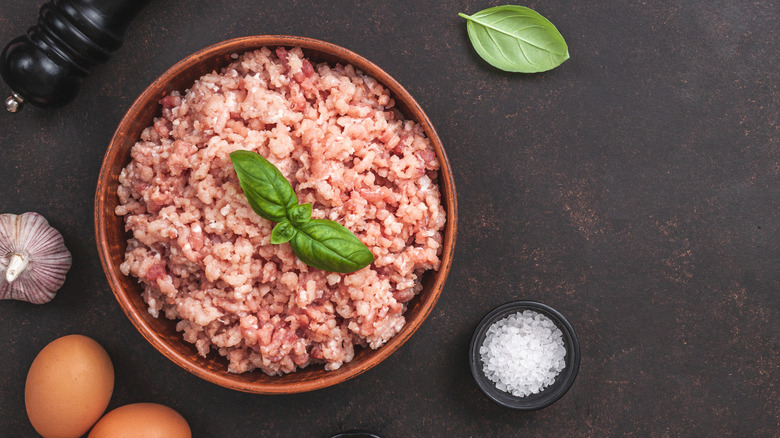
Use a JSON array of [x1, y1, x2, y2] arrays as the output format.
[[0, 212, 72, 304]]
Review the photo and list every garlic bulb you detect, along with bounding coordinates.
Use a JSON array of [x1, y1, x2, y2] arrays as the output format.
[[0, 212, 72, 304]]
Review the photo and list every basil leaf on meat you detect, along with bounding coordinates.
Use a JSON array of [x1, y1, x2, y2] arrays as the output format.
[[459, 5, 569, 73], [270, 220, 296, 244], [290, 219, 375, 273], [231, 150, 374, 273], [230, 150, 298, 222]]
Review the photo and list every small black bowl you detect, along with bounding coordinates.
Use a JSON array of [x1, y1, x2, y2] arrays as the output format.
[[469, 300, 580, 410]]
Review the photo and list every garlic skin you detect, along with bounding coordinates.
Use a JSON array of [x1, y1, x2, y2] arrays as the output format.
[[0, 212, 72, 304]]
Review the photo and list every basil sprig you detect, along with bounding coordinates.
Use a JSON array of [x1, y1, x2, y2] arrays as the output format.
[[459, 5, 569, 73], [230, 150, 374, 273]]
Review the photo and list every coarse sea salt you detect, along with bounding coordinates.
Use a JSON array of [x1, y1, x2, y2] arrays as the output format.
[[480, 310, 566, 397]]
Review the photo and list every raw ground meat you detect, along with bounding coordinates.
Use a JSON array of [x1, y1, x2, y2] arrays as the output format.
[[115, 47, 445, 375]]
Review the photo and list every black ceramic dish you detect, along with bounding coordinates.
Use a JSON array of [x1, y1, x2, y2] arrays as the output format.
[[469, 300, 580, 410], [329, 432, 384, 438]]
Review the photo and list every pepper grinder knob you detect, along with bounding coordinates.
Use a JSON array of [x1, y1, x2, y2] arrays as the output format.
[[0, 0, 151, 111], [5, 92, 23, 113]]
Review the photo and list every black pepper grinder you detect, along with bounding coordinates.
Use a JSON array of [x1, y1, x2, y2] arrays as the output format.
[[0, 0, 152, 112]]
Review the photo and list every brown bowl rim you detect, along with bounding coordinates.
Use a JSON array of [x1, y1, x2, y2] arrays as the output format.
[[95, 35, 457, 394]]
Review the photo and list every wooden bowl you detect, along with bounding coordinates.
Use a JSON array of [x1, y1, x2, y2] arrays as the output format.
[[94, 36, 457, 394]]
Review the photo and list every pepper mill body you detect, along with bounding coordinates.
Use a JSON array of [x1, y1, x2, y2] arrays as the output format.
[[0, 0, 152, 111]]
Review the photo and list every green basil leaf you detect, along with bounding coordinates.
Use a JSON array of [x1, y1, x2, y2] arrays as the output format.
[[290, 219, 374, 273], [230, 150, 373, 273], [230, 150, 298, 222], [270, 220, 296, 244], [288, 203, 312, 228], [459, 5, 569, 73]]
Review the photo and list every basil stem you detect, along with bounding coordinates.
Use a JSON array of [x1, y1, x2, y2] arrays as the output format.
[[230, 150, 374, 273], [459, 5, 569, 73]]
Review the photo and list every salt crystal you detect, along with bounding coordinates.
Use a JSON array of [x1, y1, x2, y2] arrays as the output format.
[[480, 310, 566, 397]]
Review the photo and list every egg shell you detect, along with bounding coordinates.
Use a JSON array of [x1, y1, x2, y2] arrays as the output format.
[[88, 403, 192, 438], [25, 334, 114, 438]]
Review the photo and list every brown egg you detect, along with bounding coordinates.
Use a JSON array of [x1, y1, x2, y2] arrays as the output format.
[[25, 334, 114, 438], [88, 403, 192, 438]]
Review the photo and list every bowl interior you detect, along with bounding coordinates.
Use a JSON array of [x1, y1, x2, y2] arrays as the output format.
[[95, 36, 457, 394], [469, 301, 580, 410]]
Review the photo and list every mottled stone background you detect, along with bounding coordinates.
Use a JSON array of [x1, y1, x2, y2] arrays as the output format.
[[0, 1, 777, 436]]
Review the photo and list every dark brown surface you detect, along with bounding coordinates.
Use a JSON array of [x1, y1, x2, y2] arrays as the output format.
[[1, 1, 778, 436], [95, 35, 457, 394]]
